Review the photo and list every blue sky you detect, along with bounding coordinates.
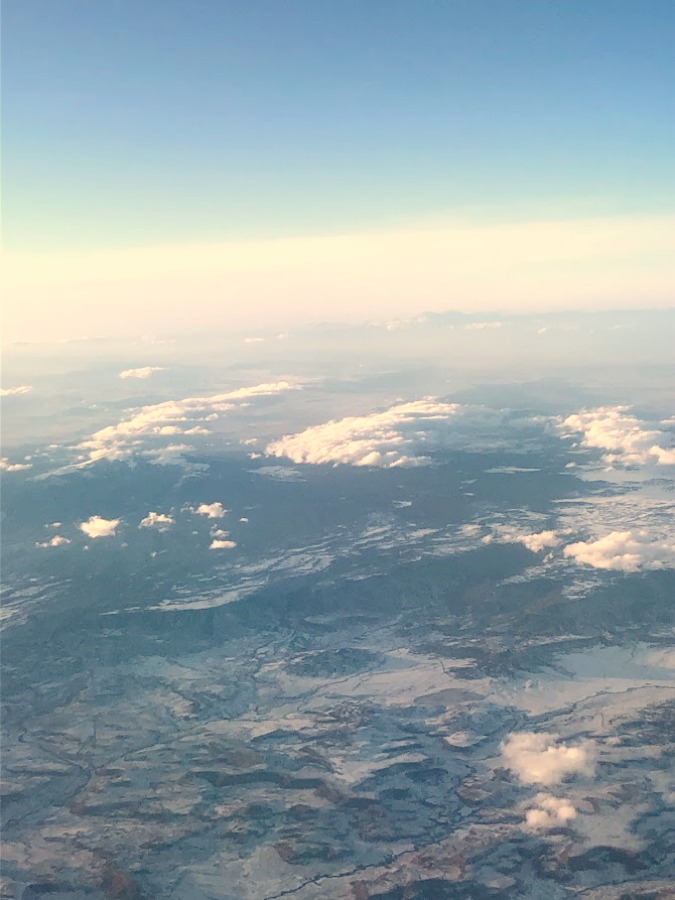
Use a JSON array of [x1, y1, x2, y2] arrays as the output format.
[[3, 0, 674, 340]]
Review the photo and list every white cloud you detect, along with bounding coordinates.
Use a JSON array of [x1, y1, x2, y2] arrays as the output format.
[[210, 527, 230, 539], [488, 525, 561, 553], [560, 406, 675, 467], [518, 530, 560, 553], [119, 366, 164, 379], [74, 381, 296, 468], [266, 399, 476, 467], [524, 793, 577, 831], [0, 457, 32, 472], [195, 502, 227, 519], [139, 511, 174, 530], [0, 384, 33, 396], [564, 530, 675, 572], [209, 539, 237, 550], [36, 535, 71, 548], [464, 321, 502, 330], [79, 516, 121, 539], [501, 732, 596, 785]]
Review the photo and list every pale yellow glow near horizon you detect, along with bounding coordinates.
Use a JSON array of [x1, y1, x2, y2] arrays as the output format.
[[3, 213, 674, 344]]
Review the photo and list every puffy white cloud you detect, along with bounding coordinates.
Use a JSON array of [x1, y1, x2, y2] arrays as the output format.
[[266, 399, 470, 467], [75, 381, 296, 467], [501, 732, 596, 785], [79, 516, 120, 539], [139, 511, 174, 530], [524, 793, 577, 831], [195, 502, 227, 519], [210, 527, 230, 539], [0, 385, 33, 396], [36, 535, 71, 548], [0, 457, 32, 472], [119, 366, 164, 379], [518, 530, 560, 553], [564, 530, 675, 572], [560, 406, 675, 467], [209, 539, 237, 550]]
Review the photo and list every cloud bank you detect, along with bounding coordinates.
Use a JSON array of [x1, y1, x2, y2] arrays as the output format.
[[74, 381, 296, 468], [564, 530, 675, 572], [561, 407, 675, 467], [79, 516, 121, 539], [501, 732, 596, 785], [265, 399, 514, 468]]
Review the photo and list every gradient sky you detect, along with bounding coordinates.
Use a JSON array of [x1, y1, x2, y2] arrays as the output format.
[[3, 0, 674, 341]]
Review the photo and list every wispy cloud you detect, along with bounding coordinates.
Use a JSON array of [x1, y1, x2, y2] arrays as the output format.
[[0, 385, 33, 396], [36, 535, 71, 548], [119, 366, 165, 379]]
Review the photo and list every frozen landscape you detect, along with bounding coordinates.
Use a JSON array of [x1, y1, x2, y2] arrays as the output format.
[[2, 314, 674, 898]]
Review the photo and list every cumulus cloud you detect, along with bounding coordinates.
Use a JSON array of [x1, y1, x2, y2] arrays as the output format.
[[74, 381, 296, 468], [119, 366, 165, 379], [564, 530, 675, 572], [518, 530, 560, 553], [79, 516, 121, 539], [210, 527, 230, 539], [266, 399, 474, 467], [195, 502, 227, 519], [139, 511, 174, 530], [209, 539, 237, 550], [0, 457, 32, 472], [501, 732, 596, 785], [0, 384, 33, 396], [36, 535, 71, 548], [524, 793, 577, 831], [560, 406, 675, 467]]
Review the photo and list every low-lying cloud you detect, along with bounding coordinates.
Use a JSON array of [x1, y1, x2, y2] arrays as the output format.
[[501, 732, 596, 785], [79, 516, 121, 539], [266, 399, 520, 468], [139, 511, 174, 530], [74, 380, 296, 468], [564, 530, 675, 572], [195, 502, 227, 519], [36, 535, 71, 548], [0, 457, 32, 472], [561, 406, 675, 467], [524, 793, 577, 831]]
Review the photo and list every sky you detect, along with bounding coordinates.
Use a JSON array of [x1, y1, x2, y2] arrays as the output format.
[[3, 0, 674, 343]]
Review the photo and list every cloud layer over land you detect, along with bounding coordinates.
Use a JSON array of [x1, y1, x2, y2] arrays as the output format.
[[73, 381, 296, 469], [561, 407, 675, 467]]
